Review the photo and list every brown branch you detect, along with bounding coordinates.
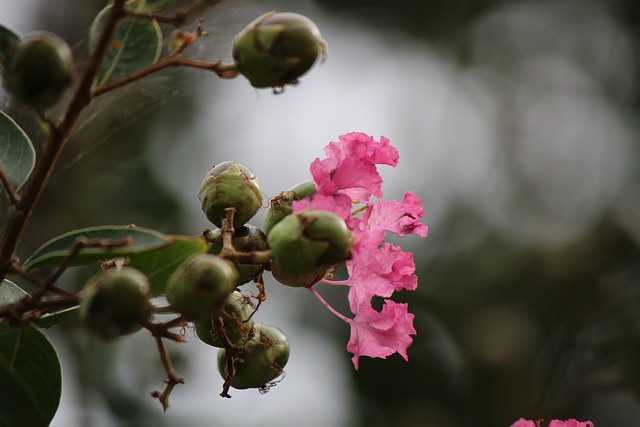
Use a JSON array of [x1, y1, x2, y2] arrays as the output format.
[[91, 55, 237, 98], [0, 0, 128, 282], [0, 168, 20, 205], [150, 334, 185, 411], [31, 236, 133, 302], [143, 315, 187, 410], [9, 261, 76, 298], [215, 314, 240, 398]]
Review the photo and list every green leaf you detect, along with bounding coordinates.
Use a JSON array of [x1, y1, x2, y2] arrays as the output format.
[[0, 111, 36, 192], [89, 4, 162, 85], [0, 322, 61, 427], [0, 279, 27, 305], [129, 235, 209, 296], [23, 225, 171, 271], [35, 306, 78, 329], [0, 25, 19, 63]]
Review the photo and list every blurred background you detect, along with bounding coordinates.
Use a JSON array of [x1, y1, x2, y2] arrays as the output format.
[[1, 0, 640, 426]]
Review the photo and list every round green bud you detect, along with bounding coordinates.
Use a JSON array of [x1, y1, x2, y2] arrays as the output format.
[[263, 180, 316, 236], [2, 31, 73, 110], [217, 324, 290, 389], [166, 254, 238, 320], [79, 267, 152, 339], [268, 209, 353, 277], [198, 161, 262, 229], [270, 262, 328, 288], [232, 11, 327, 89], [195, 291, 255, 347], [207, 225, 269, 286]]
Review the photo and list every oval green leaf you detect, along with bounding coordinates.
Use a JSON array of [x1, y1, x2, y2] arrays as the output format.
[[0, 322, 61, 427], [0, 25, 19, 63], [89, 5, 162, 85], [0, 111, 36, 192], [0, 279, 27, 305], [23, 225, 171, 271], [128, 235, 209, 296]]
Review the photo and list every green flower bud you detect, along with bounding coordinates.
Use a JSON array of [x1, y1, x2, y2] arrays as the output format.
[[2, 31, 73, 110], [195, 291, 255, 347], [207, 224, 269, 286], [232, 11, 327, 89], [166, 254, 238, 320], [198, 161, 262, 229], [217, 324, 289, 390], [270, 263, 327, 288], [263, 180, 316, 236], [79, 267, 151, 339], [268, 209, 353, 277]]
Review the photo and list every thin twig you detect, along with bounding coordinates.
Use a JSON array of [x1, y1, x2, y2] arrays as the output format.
[[9, 261, 76, 298], [0, 168, 20, 205], [31, 236, 133, 303], [91, 55, 237, 98], [150, 334, 185, 411], [215, 314, 241, 398]]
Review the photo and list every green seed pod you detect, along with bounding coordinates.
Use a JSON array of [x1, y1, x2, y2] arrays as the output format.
[[166, 254, 238, 320], [270, 263, 327, 288], [268, 209, 353, 277], [195, 291, 255, 348], [198, 161, 262, 229], [207, 225, 269, 286], [232, 11, 326, 88], [79, 267, 152, 339], [2, 31, 73, 110], [217, 324, 290, 390], [263, 180, 316, 236]]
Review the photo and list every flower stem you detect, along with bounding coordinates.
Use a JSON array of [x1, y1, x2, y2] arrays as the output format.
[[308, 287, 351, 324]]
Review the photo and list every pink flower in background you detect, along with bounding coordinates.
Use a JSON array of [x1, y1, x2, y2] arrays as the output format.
[[511, 419, 539, 427], [511, 419, 593, 427], [294, 132, 427, 369], [548, 420, 594, 427]]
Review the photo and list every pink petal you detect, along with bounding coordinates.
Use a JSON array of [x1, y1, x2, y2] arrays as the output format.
[[346, 300, 416, 369], [344, 243, 418, 312], [510, 419, 538, 427], [548, 420, 594, 427], [309, 133, 399, 203], [292, 193, 353, 221]]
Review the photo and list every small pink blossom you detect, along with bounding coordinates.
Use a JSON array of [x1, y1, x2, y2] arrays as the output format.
[[511, 419, 538, 427], [310, 132, 398, 202], [352, 192, 428, 249], [337, 243, 417, 313], [346, 301, 416, 369], [511, 419, 593, 427], [548, 420, 594, 427], [295, 132, 426, 369]]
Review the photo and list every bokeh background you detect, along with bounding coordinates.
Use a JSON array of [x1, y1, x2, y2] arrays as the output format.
[[1, 0, 640, 426]]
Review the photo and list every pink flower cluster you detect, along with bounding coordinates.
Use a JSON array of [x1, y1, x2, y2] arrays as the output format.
[[293, 132, 428, 369], [512, 418, 594, 427]]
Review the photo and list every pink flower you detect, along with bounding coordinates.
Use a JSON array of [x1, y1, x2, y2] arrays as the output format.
[[548, 420, 594, 427], [511, 419, 594, 427], [310, 132, 398, 202], [511, 419, 538, 427], [294, 132, 427, 369], [338, 243, 418, 313], [346, 301, 416, 369]]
